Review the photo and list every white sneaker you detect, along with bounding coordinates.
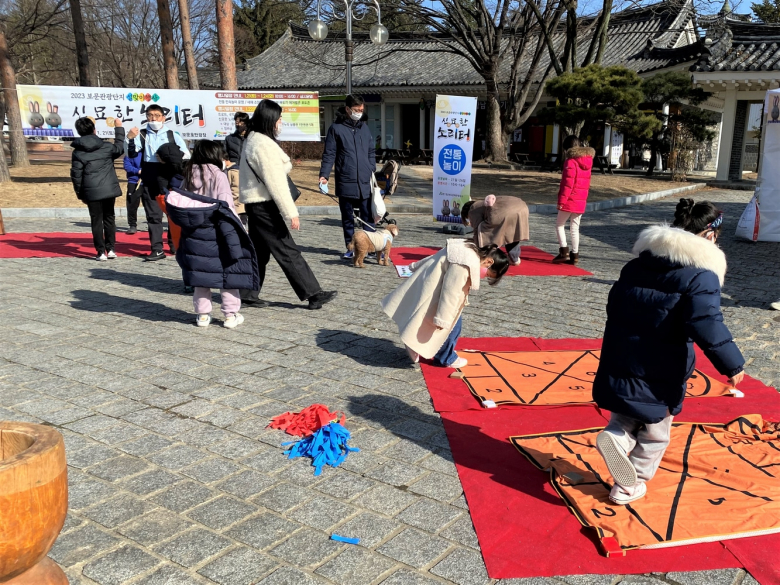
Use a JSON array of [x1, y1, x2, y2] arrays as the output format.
[[223, 313, 244, 329], [596, 431, 638, 488], [196, 314, 211, 327], [405, 345, 420, 364], [106, 250, 117, 259], [510, 258, 521, 266], [448, 357, 468, 369], [609, 481, 647, 505], [95, 253, 107, 262], [771, 301, 780, 311]]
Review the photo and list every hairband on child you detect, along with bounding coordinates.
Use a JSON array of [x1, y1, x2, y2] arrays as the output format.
[[707, 213, 724, 230]]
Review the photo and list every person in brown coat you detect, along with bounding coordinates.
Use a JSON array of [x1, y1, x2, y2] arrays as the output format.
[[461, 194, 530, 265]]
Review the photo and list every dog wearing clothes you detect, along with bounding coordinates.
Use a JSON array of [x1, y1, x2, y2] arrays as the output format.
[[348, 224, 399, 267]]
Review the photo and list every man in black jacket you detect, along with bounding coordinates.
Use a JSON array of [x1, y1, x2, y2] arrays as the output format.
[[225, 112, 249, 164], [319, 95, 377, 258], [71, 117, 125, 261]]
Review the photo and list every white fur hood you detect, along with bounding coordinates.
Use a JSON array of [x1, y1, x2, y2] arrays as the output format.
[[446, 238, 482, 291], [633, 225, 727, 286]]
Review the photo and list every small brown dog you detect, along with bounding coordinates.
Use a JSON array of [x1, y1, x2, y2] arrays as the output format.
[[348, 224, 400, 268]]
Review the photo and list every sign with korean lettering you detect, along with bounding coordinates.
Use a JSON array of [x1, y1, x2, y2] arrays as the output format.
[[433, 95, 477, 222], [15, 86, 320, 142]]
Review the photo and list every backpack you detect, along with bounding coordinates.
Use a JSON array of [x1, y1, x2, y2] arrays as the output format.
[[136, 128, 177, 168]]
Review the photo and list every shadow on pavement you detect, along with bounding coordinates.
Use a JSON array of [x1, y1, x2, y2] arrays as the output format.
[[316, 329, 412, 369], [344, 393, 560, 504], [69, 290, 192, 323]]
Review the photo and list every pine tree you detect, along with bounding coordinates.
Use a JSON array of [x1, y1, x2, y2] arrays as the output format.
[[752, 0, 780, 23], [233, 0, 309, 61], [539, 65, 659, 141]]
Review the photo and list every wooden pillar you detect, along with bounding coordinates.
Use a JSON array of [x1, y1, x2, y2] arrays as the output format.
[[380, 101, 386, 149], [419, 103, 426, 150]]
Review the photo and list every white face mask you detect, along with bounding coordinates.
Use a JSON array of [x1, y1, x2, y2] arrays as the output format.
[[349, 108, 363, 122], [222, 161, 227, 170], [147, 120, 163, 131]]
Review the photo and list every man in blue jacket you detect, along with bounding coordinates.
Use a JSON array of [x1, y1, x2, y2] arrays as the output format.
[[319, 95, 377, 258], [126, 104, 190, 261]]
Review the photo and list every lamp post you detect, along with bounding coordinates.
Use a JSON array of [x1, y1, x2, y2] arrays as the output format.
[[307, 0, 389, 95]]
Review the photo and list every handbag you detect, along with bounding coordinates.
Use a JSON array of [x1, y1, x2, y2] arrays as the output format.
[[247, 158, 300, 202], [370, 173, 386, 223]]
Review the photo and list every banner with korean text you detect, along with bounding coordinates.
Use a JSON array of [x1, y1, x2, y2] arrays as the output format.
[[15, 85, 320, 142], [433, 95, 478, 222]]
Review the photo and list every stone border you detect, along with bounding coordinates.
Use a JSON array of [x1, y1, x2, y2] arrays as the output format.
[[0, 183, 705, 218]]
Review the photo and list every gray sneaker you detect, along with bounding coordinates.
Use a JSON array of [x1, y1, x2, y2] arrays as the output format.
[[596, 431, 638, 488]]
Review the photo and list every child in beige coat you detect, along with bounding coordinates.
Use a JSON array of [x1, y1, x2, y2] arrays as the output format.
[[382, 239, 509, 367]]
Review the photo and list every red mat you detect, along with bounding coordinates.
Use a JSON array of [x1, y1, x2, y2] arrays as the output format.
[[389, 246, 592, 277], [424, 337, 780, 583], [0, 232, 152, 259]]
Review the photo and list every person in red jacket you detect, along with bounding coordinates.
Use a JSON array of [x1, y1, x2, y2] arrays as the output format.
[[552, 135, 595, 265]]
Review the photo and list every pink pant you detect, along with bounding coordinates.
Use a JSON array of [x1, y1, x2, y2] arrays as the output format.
[[193, 287, 240, 317]]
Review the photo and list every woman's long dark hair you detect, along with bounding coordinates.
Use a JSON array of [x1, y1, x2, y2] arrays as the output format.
[[183, 140, 225, 189], [249, 99, 282, 141], [465, 242, 510, 286], [673, 198, 723, 237]]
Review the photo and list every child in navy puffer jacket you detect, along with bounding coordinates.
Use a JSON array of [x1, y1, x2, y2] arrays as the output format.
[[166, 140, 256, 330], [123, 150, 143, 234], [592, 198, 745, 506]]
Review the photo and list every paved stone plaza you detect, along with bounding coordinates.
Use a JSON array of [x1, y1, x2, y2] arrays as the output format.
[[0, 189, 776, 585]]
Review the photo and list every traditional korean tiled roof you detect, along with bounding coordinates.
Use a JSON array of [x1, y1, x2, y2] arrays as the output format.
[[694, 19, 780, 71], [220, 0, 703, 92]]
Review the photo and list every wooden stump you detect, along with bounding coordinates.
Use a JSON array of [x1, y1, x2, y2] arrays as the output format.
[[0, 209, 5, 235], [0, 422, 68, 584]]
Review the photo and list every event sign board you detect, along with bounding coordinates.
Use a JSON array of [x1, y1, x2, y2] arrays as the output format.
[[737, 88, 780, 241], [433, 95, 478, 222], [15, 85, 320, 142]]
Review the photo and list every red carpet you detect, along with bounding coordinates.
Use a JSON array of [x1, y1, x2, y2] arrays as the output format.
[[389, 246, 592, 276], [0, 232, 152, 259], [424, 337, 780, 582]]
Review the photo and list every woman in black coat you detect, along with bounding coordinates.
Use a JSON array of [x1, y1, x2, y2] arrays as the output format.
[[318, 95, 377, 255], [70, 117, 125, 260], [592, 198, 745, 506], [239, 100, 337, 310]]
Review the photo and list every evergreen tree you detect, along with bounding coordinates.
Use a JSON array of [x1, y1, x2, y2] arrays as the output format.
[[539, 64, 659, 141], [641, 71, 714, 177], [234, 0, 309, 61], [752, 0, 780, 22]]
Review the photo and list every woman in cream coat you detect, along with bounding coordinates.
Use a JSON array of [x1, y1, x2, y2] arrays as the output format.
[[240, 100, 337, 310], [382, 239, 509, 367]]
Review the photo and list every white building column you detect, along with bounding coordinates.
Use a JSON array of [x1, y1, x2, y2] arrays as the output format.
[[552, 124, 560, 154], [380, 101, 387, 149], [716, 88, 738, 181]]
